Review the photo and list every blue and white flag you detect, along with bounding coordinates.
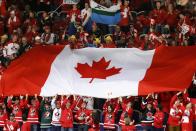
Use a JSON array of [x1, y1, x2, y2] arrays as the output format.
[[90, 0, 121, 25]]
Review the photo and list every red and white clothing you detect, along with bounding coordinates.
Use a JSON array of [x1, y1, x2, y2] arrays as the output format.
[[7, 100, 25, 123], [81, 8, 91, 26], [67, 9, 81, 23], [119, 103, 133, 126], [181, 109, 193, 131], [7, 16, 21, 34], [164, 11, 178, 28], [74, 108, 91, 125], [103, 105, 119, 130], [4, 120, 20, 131], [21, 122, 31, 131], [51, 108, 62, 126], [119, 5, 130, 26], [121, 125, 136, 131], [168, 106, 182, 126], [3, 42, 19, 57], [60, 101, 76, 128], [0, 112, 7, 127], [27, 101, 40, 124], [153, 110, 164, 128], [149, 9, 166, 25]]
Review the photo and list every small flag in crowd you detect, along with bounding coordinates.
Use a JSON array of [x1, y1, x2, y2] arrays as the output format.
[[1, 45, 196, 98], [90, 0, 121, 25]]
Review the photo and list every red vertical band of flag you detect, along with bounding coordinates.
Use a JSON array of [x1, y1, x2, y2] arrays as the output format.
[[138, 46, 196, 95], [1, 45, 64, 96]]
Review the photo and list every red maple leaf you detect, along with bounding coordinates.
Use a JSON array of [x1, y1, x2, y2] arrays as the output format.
[[75, 57, 122, 83]]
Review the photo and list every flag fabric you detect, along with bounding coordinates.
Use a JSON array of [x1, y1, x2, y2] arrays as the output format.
[[90, 0, 121, 25], [63, 0, 79, 4], [1, 45, 196, 98]]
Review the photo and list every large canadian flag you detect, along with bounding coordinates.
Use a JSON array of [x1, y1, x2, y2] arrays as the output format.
[[1, 45, 196, 98]]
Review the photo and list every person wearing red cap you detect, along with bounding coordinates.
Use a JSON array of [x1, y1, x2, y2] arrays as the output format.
[[60, 95, 76, 131]]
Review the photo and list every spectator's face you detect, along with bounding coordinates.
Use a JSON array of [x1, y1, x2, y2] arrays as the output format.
[[45, 28, 51, 34], [115, 26, 120, 32], [127, 102, 132, 108], [66, 102, 71, 108], [43, 12, 47, 18], [29, 12, 34, 18], [81, 102, 87, 109], [45, 104, 49, 110], [147, 103, 152, 109], [15, 99, 19, 104], [22, 37, 27, 44], [12, 35, 18, 42], [85, 3, 89, 9], [56, 103, 61, 109], [73, 4, 77, 10], [124, 1, 129, 6], [156, 2, 161, 9], [168, 4, 173, 12], [92, 25, 97, 31], [10, 115, 15, 121], [179, 14, 185, 19], [107, 106, 112, 113], [11, 13, 15, 18]]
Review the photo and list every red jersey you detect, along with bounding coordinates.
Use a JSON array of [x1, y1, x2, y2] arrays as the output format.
[[153, 111, 164, 128], [67, 9, 81, 23], [74, 108, 91, 125], [119, 103, 133, 126], [149, 9, 166, 24], [103, 105, 119, 130], [7, 16, 21, 34], [164, 11, 178, 27], [119, 5, 130, 26], [21, 122, 31, 131], [27, 100, 40, 124], [4, 120, 19, 131], [60, 101, 76, 128], [181, 109, 193, 131], [7, 100, 26, 122], [0, 112, 7, 127], [121, 125, 136, 131], [168, 106, 182, 126]]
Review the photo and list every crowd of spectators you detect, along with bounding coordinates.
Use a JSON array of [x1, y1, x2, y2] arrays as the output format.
[[0, 0, 195, 131]]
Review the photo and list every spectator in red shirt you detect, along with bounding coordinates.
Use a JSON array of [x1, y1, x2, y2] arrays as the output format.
[[7, 10, 21, 34], [153, 105, 165, 131], [4, 113, 20, 131], [164, 3, 178, 33], [149, 1, 166, 34]]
